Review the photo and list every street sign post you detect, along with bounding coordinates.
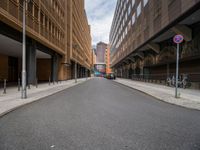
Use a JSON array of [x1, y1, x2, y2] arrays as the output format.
[[173, 35, 184, 98]]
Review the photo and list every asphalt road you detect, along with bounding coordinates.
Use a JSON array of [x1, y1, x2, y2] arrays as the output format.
[[0, 78, 200, 150]]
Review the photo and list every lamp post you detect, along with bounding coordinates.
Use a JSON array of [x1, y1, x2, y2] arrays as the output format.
[[21, 0, 30, 99]]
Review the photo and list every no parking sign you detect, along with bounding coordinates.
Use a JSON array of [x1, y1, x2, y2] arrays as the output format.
[[173, 35, 184, 44]]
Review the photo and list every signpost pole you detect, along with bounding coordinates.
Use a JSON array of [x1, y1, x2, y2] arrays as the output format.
[[173, 34, 183, 98], [175, 43, 179, 98]]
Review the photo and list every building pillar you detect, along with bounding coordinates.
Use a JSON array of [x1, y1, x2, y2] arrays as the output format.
[[78, 65, 81, 78], [121, 68, 123, 78], [26, 41, 36, 85], [51, 53, 59, 82], [81, 67, 84, 78], [84, 68, 86, 77]]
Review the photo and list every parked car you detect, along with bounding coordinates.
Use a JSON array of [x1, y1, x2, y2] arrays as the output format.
[[106, 73, 116, 80]]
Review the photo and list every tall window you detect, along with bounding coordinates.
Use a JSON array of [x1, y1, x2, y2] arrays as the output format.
[[143, 0, 149, 7], [137, 2, 141, 17], [128, 20, 131, 31], [132, 13, 135, 25], [132, 0, 135, 7], [128, 5, 131, 15], [125, 12, 127, 22]]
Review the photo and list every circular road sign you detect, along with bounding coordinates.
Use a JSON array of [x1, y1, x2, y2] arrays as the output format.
[[173, 35, 184, 44]]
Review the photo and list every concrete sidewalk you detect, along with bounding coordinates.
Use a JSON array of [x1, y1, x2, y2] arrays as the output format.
[[114, 78, 200, 111], [0, 78, 90, 117]]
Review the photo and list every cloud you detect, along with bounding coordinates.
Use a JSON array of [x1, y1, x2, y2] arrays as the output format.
[[85, 0, 117, 45]]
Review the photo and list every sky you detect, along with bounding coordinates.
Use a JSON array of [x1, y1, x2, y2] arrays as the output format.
[[85, 0, 117, 46]]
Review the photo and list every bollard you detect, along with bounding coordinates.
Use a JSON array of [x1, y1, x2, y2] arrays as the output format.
[[18, 78, 20, 91], [3, 79, 7, 94], [36, 78, 38, 88], [49, 76, 51, 85], [28, 84, 31, 89]]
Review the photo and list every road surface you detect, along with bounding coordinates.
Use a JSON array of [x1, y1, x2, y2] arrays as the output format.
[[0, 78, 200, 150]]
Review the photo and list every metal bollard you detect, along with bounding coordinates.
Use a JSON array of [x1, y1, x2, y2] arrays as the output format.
[[3, 79, 7, 94], [28, 84, 31, 89], [36, 78, 38, 88], [49, 76, 51, 85], [18, 78, 20, 91]]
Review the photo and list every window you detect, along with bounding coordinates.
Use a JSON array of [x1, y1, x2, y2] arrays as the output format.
[[128, 20, 131, 31], [125, 12, 127, 22], [143, 0, 148, 7], [124, 3, 126, 12], [128, 5, 131, 15], [137, 2, 141, 17], [132, 0, 135, 7], [132, 13, 135, 25], [40, 12, 44, 25], [34, 6, 39, 19], [28, 1, 33, 14]]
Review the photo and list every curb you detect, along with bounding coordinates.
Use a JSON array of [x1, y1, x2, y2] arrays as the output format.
[[0, 79, 90, 118], [113, 80, 200, 111]]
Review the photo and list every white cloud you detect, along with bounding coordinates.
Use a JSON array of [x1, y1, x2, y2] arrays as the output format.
[[85, 0, 117, 45]]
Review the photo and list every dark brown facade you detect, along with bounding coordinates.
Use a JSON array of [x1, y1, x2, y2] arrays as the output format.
[[110, 0, 200, 89]]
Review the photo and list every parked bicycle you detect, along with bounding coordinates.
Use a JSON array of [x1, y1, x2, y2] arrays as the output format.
[[166, 74, 191, 89]]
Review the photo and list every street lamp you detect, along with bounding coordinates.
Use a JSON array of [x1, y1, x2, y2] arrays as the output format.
[[21, 0, 30, 99]]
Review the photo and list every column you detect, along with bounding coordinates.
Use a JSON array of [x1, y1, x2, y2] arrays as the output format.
[[26, 40, 36, 85], [51, 53, 59, 82]]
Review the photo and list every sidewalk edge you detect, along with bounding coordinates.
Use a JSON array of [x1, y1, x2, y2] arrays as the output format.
[[113, 80, 200, 111], [0, 79, 89, 118]]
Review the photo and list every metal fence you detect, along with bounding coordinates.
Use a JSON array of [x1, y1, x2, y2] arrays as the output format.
[[118, 73, 200, 84]]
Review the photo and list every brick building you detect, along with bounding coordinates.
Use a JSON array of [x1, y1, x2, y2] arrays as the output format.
[[96, 42, 107, 64], [0, 0, 92, 85], [110, 0, 200, 88], [105, 45, 112, 74]]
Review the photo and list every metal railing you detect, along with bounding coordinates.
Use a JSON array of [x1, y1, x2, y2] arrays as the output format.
[[117, 73, 200, 88]]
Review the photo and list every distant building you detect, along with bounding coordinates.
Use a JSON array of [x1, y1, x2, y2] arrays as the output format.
[[105, 45, 112, 74], [96, 42, 107, 64], [93, 42, 107, 76]]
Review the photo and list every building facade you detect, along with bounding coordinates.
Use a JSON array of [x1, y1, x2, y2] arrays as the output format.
[[105, 45, 112, 74], [0, 0, 92, 85], [110, 0, 200, 88], [96, 42, 107, 64]]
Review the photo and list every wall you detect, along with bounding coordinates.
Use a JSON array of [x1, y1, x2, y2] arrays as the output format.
[[37, 59, 51, 81], [0, 54, 8, 80]]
